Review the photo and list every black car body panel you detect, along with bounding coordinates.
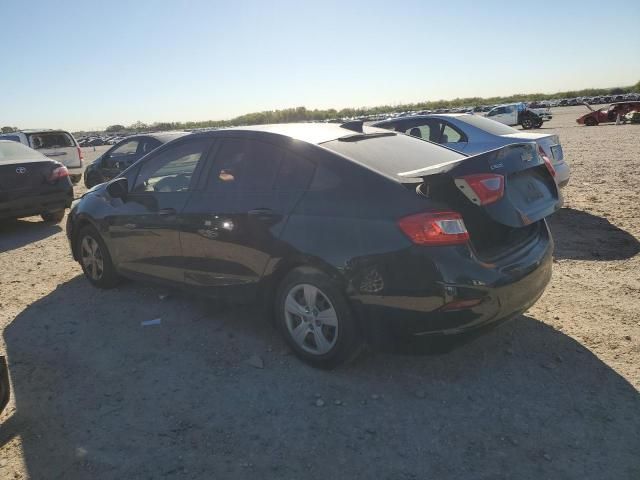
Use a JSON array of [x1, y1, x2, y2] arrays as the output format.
[[67, 124, 558, 345], [0, 356, 9, 415], [0, 145, 73, 220]]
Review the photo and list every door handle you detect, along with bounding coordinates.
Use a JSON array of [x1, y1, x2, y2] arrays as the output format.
[[248, 208, 275, 216], [158, 208, 177, 216]]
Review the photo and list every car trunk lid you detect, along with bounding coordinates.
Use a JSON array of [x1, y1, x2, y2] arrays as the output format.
[[399, 143, 562, 259], [0, 160, 60, 200], [500, 133, 564, 163], [399, 143, 561, 228]]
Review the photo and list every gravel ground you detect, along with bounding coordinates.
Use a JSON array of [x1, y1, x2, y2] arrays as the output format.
[[1, 106, 639, 479]]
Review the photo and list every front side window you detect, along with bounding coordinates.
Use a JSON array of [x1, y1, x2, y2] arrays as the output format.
[[133, 139, 209, 193], [111, 140, 139, 156]]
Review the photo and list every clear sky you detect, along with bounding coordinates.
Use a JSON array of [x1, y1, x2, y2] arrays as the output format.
[[1, 0, 639, 131]]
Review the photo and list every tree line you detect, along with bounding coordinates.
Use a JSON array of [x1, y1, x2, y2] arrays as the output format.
[[5, 81, 639, 135]]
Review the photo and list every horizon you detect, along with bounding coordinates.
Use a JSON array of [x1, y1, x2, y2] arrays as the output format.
[[1, 0, 639, 131]]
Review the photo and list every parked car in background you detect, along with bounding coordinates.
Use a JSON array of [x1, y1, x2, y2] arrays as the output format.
[[485, 103, 544, 129], [0, 129, 83, 183], [372, 114, 570, 187], [526, 103, 553, 121], [83, 132, 187, 188], [0, 140, 73, 223], [576, 101, 640, 126], [67, 123, 561, 368]]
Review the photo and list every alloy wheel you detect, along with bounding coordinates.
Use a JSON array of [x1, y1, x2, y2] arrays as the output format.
[[284, 284, 338, 355], [80, 236, 104, 281]]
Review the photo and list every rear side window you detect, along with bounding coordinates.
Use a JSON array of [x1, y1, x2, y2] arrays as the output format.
[[274, 152, 315, 191], [28, 132, 75, 149], [0, 135, 21, 143], [322, 134, 464, 178], [441, 124, 464, 143], [209, 138, 282, 192]]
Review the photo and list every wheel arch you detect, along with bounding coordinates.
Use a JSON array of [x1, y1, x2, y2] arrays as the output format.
[[70, 215, 102, 261]]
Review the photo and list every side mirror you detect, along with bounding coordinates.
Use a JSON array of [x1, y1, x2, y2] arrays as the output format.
[[107, 177, 129, 199], [0, 356, 9, 415]]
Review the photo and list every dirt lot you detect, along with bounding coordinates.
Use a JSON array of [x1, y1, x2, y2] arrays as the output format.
[[1, 106, 639, 479]]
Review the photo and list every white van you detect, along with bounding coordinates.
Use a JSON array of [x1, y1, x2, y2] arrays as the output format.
[[0, 129, 83, 183]]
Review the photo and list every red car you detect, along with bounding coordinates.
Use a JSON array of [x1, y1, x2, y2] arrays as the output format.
[[577, 101, 640, 126]]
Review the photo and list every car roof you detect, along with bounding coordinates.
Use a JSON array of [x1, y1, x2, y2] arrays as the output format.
[[12, 129, 70, 134], [146, 131, 189, 142], [223, 123, 389, 145]]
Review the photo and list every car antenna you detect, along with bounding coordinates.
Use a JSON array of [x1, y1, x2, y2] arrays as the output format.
[[340, 120, 364, 133]]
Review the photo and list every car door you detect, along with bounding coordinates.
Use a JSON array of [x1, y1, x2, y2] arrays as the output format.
[[487, 106, 509, 125], [179, 135, 315, 300], [106, 136, 214, 283]]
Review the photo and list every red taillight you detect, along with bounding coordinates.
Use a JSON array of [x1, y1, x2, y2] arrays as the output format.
[[48, 165, 69, 182], [397, 211, 469, 246], [455, 173, 504, 206], [538, 145, 556, 177], [77, 146, 84, 164]]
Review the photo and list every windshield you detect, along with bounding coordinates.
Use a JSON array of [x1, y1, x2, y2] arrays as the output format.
[[0, 141, 48, 163], [456, 114, 520, 135]]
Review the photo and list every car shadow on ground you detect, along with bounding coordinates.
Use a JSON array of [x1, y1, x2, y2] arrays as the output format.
[[2, 275, 639, 479], [548, 207, 640, 261], [0, 218, 62, 254]]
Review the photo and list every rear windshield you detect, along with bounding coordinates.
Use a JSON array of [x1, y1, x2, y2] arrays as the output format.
[[28, 131, 75, 149], [0, 141, 47, 163], [456, 115, 520, 135], [0, 135, 21, 143], [321, 133, 464, 179]]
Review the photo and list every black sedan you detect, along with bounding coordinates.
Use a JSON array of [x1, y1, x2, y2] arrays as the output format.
[[0, 140, 73, 223], [83, 132, 188, 188], [66, 123, 561, 368]]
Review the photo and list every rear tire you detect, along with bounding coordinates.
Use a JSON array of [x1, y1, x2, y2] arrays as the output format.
[[275, 267, 362, 369], [41, 210, 65, 223], [75, 225, 120, 289]]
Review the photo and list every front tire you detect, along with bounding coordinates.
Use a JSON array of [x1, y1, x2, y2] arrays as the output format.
[[75, 225, 120, 288], [275, 267, 362, 369], [41, 210, 65, 223], [585, 117, 598, 126], [521, 118, 534, 129]]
